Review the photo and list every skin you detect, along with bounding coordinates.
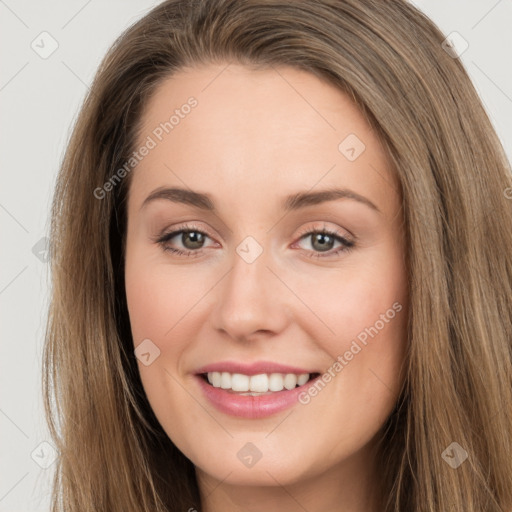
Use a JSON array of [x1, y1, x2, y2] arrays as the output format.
[[124, 63, 409, 512]]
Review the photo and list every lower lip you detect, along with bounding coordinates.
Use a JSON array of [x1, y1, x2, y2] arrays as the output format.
[[195, 375, 319, 419]]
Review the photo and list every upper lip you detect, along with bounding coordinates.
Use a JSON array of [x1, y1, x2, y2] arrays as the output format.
[[195, 361, 318, 376]]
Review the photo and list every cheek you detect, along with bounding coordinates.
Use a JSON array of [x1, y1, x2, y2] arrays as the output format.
[[292, 282, 407, 457], [291, 243, 407, 347], [124, 250, 206, 443], [125, 251, 208, 347]]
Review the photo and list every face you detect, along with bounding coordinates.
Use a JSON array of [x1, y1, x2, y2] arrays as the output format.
[[124, 63, 408, 492]]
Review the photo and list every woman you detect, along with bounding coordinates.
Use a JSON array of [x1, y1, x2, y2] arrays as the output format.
[[43, 0, 512, 510]]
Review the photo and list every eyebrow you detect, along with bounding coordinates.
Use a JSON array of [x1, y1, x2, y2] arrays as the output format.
[[140, 186, 381, 215]]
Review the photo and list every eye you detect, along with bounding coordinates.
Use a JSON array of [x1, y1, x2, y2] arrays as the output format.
[[154, 223, 216, 257], [293, 224, 355, 259], [154, 222, 355, 259]]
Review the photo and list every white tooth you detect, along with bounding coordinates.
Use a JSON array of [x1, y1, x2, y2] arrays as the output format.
[[211, 371, 222, 387], [297, 373, 309, 386], [207, 372, 214, 384], [283, 373, 298, 390], [249, 374, 269, 392], [231, 373, 250, 392], [268, 373, 284, 392], [220, 372, 231, 389]]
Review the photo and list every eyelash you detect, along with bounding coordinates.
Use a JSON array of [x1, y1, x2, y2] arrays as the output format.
[[154, 222, 355, 259]]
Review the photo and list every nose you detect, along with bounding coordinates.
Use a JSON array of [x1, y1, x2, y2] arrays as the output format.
[[210, 240, 291, 343]]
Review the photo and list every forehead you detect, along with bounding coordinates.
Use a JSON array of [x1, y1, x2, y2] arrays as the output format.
[[128, 63, 399, 215]]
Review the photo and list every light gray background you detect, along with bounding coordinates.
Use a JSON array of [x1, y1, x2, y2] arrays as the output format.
[[1, 1, 511, 510]]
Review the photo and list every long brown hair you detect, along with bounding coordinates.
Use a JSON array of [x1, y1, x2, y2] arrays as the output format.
[[43, 0, 512, 510]]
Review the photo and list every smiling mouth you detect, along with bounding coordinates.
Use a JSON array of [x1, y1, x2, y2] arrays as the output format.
[[199, 371, 321, 395]]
